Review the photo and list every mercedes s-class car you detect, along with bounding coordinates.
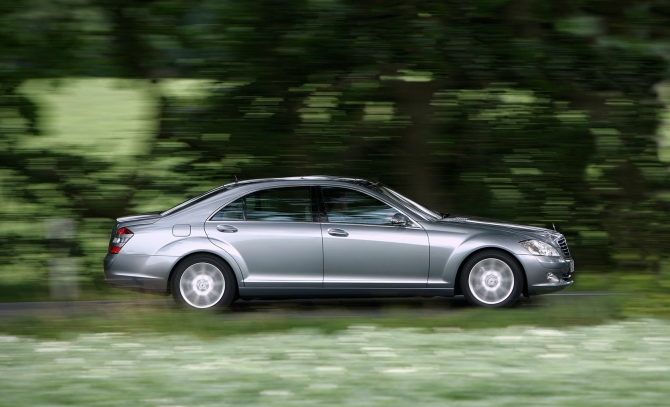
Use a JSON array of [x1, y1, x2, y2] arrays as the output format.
[[104, 176, 574, 309]]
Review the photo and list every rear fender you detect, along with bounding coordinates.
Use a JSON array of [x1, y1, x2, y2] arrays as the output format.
[[156, 236, 246, 286]]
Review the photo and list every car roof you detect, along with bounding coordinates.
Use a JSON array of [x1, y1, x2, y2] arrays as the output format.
[[161, 176, 378, 216], [223, 175, 374, 187]]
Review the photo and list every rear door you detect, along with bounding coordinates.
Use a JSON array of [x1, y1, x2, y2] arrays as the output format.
[[205, 186, 323, 287]]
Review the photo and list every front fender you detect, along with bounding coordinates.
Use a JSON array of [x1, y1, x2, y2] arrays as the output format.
[[427, 232, 527, 288]]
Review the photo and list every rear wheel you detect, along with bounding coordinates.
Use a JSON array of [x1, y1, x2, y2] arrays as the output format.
[[460, 250, 523, 308], [171, 255, 236, 310]]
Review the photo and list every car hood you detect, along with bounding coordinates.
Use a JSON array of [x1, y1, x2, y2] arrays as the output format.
[[437, 215, 560, 241]]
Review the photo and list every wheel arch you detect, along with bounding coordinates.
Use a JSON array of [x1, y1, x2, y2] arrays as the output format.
[[166, 251, 241, 296], [453, 247, 528, 297]]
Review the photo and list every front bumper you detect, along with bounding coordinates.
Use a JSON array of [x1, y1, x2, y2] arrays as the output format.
[[530, 278, 573, 294], [517, 254, 574, 296]]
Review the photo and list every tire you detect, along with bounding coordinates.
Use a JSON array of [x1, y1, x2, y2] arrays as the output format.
[[460, 250, 523, 308], [171, 255, 236, 310]]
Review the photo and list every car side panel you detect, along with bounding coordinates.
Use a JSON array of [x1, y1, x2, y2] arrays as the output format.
[[105, 218, 246, 292], [112, 221, 175, 256], [424, 225, 470, 288], [425, 225, 530, 288], [154, 235, 246, 286], [205, 221, 323, 287], [322, 223, 429, 288]]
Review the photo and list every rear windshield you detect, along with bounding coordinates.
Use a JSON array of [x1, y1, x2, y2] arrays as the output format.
[[161, 186, 230, 216]]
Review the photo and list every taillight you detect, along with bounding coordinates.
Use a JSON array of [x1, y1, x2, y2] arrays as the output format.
[[109, 227, 134, 254]]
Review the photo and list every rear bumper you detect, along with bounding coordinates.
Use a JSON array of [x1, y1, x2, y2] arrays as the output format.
[[105, 276, 167, 295], [104, 254, 175, 295]]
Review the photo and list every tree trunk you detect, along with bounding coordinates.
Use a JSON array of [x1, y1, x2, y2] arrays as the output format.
[[388, 79, 442, 209]]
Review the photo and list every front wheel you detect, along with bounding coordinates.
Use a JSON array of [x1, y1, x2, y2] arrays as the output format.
[[460, 250, 523, 308], [171, 255, 236, 310]]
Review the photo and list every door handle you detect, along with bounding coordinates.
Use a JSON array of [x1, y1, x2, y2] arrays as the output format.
[[216, 224, 238, 233], [327, 228, 348, 237]]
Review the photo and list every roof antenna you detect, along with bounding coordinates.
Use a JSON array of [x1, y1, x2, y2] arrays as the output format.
[[552, 223, 556, 232], [234, 175, 238, 183]]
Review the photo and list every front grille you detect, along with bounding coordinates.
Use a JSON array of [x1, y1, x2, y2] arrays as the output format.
[[557, 237, 571, 258]]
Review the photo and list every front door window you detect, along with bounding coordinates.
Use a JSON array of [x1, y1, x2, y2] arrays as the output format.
[[321, 187, 397, 225]]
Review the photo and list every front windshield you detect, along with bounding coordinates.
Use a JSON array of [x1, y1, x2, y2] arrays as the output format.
[[376, 186, 441, 221]]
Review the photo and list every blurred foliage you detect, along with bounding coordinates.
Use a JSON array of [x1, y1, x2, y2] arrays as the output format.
[[571, 260, 670, 317], [2, 0, 670, 294]]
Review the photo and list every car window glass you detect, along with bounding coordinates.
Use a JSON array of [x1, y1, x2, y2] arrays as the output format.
[[322, 187, 397, 225], [211, 197, 245, 221], [245, 187, 312, 222], [162, 186, 229, 216]]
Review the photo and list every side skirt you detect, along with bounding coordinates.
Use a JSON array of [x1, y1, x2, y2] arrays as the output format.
[[238, 287, 454, 300]]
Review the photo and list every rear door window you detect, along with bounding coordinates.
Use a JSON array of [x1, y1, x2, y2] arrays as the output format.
[[210, 197, 245, 221], [210, 187, 313, 222]]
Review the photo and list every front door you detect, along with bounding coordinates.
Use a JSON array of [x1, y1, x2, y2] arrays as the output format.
[[319, 186, 430, 288], [205, 186, 323, 287]]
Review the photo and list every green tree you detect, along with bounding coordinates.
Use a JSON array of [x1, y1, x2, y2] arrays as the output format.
[[135, 0, 668, 266]]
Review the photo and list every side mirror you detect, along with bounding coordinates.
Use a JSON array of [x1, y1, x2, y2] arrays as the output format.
[[391, 213, 410, 227]]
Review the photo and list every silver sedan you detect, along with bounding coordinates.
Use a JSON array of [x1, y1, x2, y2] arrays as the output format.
[[104, 176, 574, 309]]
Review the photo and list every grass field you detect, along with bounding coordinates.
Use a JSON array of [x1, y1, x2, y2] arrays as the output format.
[[1, 317, 669, 406], [0, 295, 618, 337], [1, 289, 667, 406]]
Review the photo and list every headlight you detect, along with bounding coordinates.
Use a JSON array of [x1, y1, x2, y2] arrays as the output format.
[[520, 240, 560, 257]]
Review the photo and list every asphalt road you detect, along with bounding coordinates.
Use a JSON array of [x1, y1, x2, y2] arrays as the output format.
[[0, 292, 609, 319]]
